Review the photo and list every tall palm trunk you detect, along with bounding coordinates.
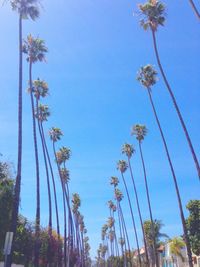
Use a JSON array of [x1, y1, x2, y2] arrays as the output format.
[[6, 14, 23, 267], [109, 209, 120, 262], [116, 201, 126, 266], [52, 142, 66, 267], [36, 107, 52, 234], [41, 123, 60, 237], [120, 172, 142, 267], [37, 117, 53, 265], [127, 157, 150, 266], [189, 0, 200, 20], [118, 201, 132, 267], [62, 182, 67, 267], [147, 88, 193, 267], [151, 28, 200, 180], [138, 141, 159, 267], [64, 176, 75, 254], [29, 61, 40, 267]]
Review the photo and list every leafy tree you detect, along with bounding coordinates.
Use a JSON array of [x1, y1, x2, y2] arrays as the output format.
[[0, 161, 14, 260], [12, 215, 34, 266], [186, 200, 200, 255]]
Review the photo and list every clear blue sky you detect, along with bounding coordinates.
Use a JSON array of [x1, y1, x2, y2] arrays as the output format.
[[0, 0, 199, 259]]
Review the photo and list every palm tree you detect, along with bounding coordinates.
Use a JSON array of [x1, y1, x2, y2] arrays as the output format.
[[23, 34, 47, 267], [138, 0, 200, 180], [107, 200, 120, 260], [131, 123, 159, 267], [169, 237, 186, 267], [122, 143, 150, 266], [143, 219, 168, 265], [188, 0, 200, 20], [39, 112, 61, 246], [33, 80, 50, 227], [117, 160, 141, 267], [137, 64, 193, 267], [114, 188, 131, 267], [35, 103, 56, 265], [110, 176, 119, 188], [7, 2, 39, 266], [35, 104, 52, 224]]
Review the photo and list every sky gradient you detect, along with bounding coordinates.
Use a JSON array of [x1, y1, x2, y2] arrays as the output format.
[[0, 0, 200, 259]]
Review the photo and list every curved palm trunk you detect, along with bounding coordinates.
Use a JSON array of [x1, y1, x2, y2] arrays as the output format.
[[37, 117, 53, 265], [37, 112, 52, 234], [41, 124, 60, 237], [62, 182, 67, 267], [64, 177, 76, 255], [64, 181, 75, 266], [138, 141, 159, 267], [116, 201, 126, 266], [147, 88, 193, 267], [151, 28, 200, 180], [127, 157, 150, 266], [29, 61, 40, 267], [6, 15, 23, 267], [189, 0, 200, 20], [52, 142, 66, 267], [118, 202, 132, 267], [109, 209, 120, 264], [120, 172, 142, 267]]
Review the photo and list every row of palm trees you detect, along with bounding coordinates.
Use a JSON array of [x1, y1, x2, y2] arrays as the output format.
[[96, 1, 199, 266], [7, 0, 91, 266], [136, 1, 199, 266]]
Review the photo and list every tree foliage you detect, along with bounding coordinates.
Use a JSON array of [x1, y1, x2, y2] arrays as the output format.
[[186, 200, 200, 256], [0, 161, 14, 259]]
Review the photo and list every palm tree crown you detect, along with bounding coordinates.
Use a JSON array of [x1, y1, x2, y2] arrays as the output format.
[[11, 0, 40, 20], [56, 147, 71, 165], [107, 217, 115, 228], [131, 124, 148, 142], [49, 127, 63, 142], [72, 193, 81, 212], [122, 143, 135, 159], [32, 78, 49, 99], [117, 160, 128, 174], [60, 167, 70, 184], [137, 64, 157, 88], [138, 0, 165, 31], [114, 188, 123, 202], [107, 200, 117, 212], [169, 237, 185, 262], [22, 34, 47, 63], [110, 176, 119, 187], [35, 104, 50, 122]]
